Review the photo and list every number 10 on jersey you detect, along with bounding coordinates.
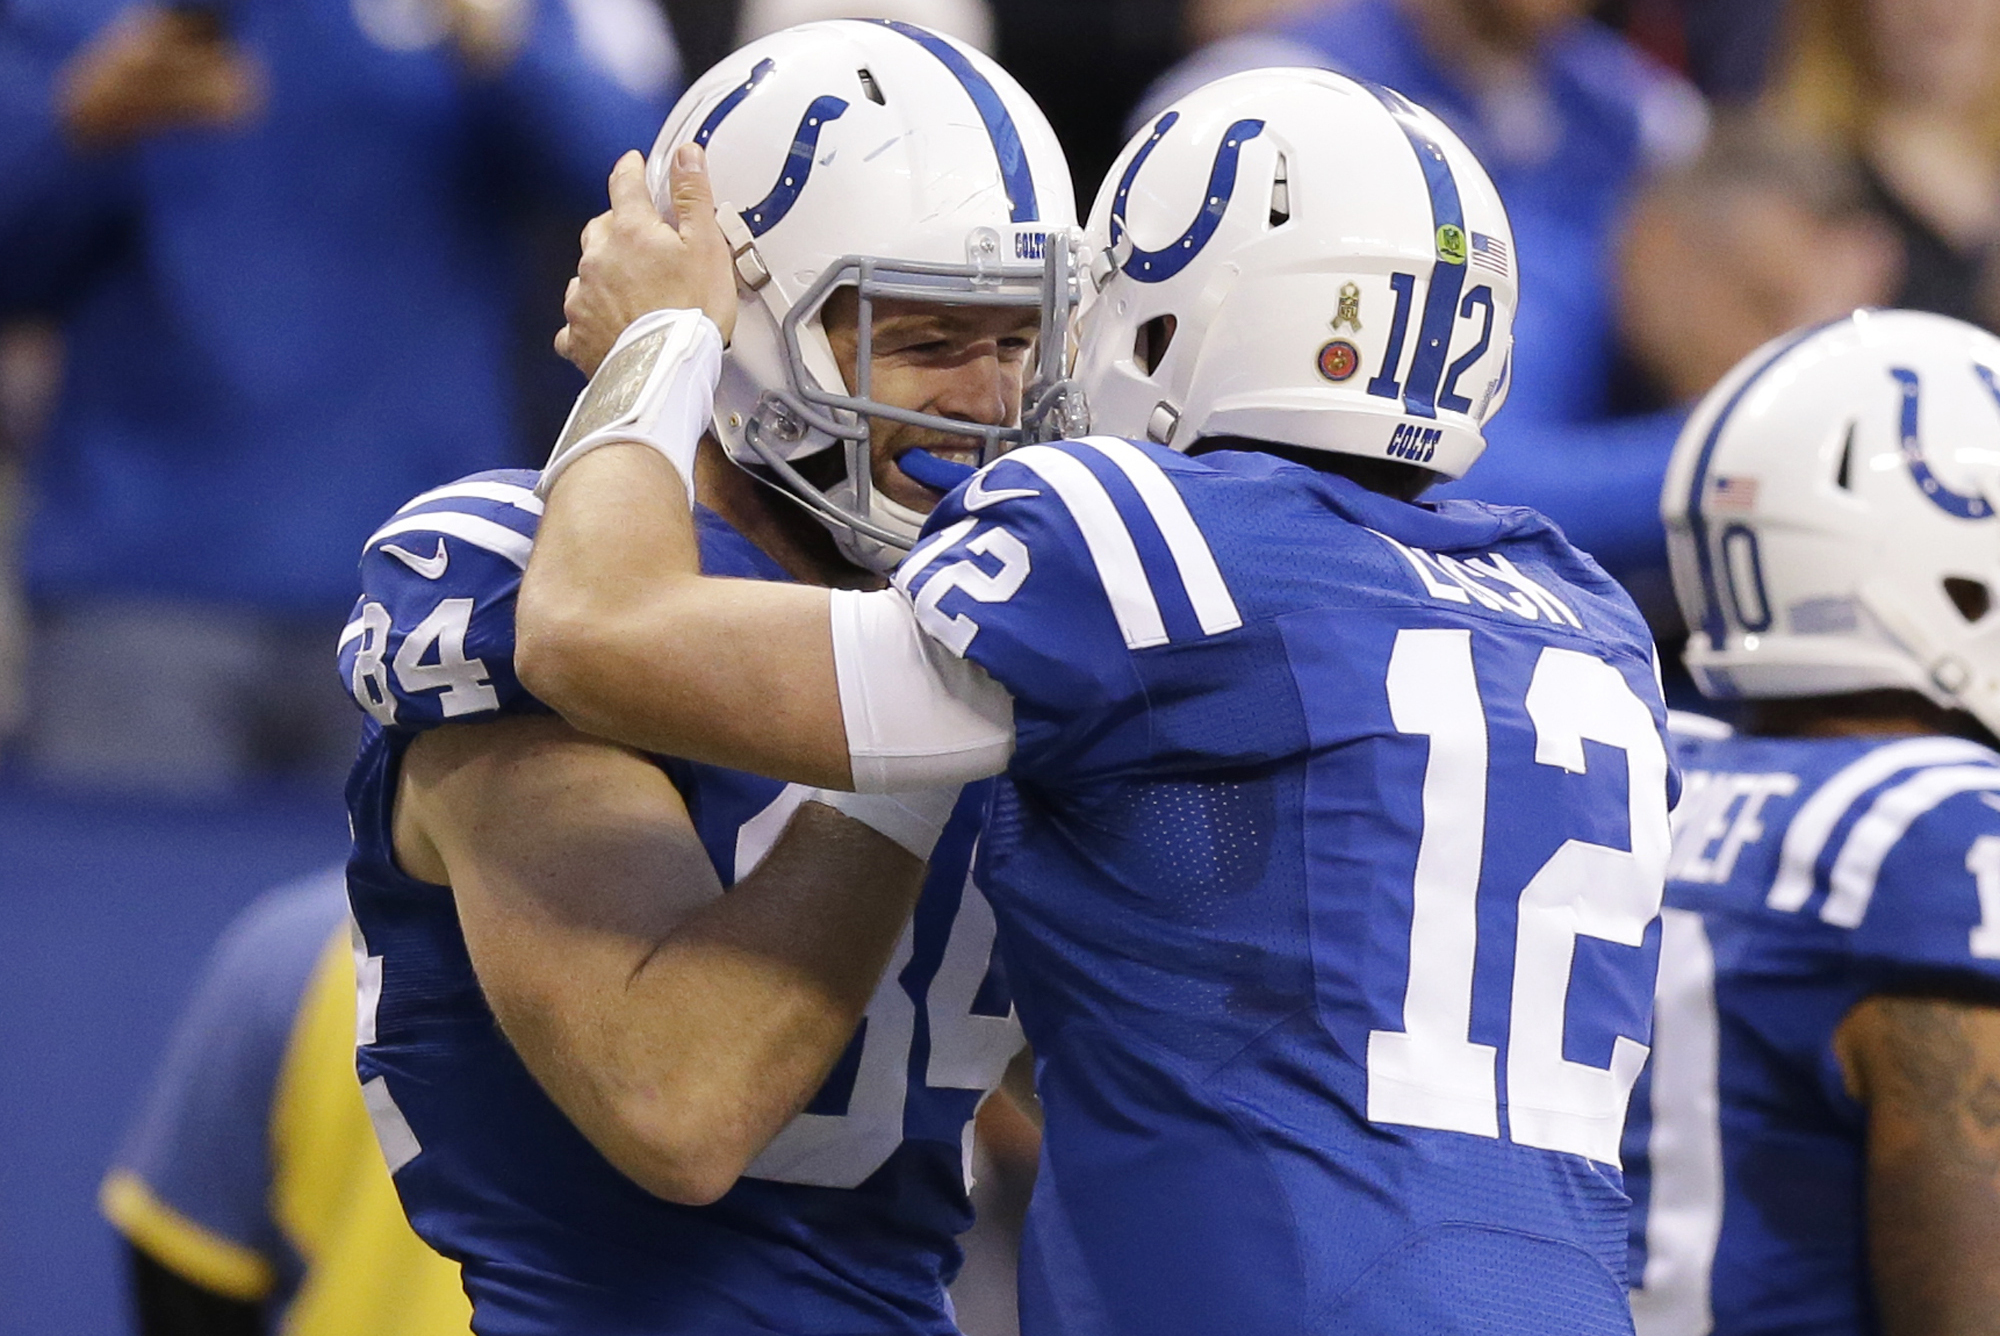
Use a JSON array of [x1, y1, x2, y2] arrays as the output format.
[[1367, 627, 1669, 1165]]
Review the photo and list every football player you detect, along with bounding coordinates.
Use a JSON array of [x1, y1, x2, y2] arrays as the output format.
[[1624, 309, 2000, 1335], [336, 21, 1074, 1334], [520, 69, 1674, 1335]]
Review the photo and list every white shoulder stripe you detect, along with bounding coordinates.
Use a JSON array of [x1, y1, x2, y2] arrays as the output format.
[[337, 618, 366, 650], [1666, 709, 1733, 741], [1766, 737, 1997, 911], [1002, 445, 1167, 649], [1823, 764, 2000, 927], [395, 479, 544, 518], [365, 511, 534, 569], [1074, 436, 1242, 636]]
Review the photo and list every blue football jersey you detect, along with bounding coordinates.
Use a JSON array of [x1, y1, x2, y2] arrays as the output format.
[[1623, 720, 2000, 1336], [896, 436, 1675, 1336], [336, 470, 1023, 1336]]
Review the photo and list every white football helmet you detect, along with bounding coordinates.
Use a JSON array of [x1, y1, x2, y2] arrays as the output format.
[[645, 20, 1080, 569], [1074, 67, 1515, 479], [1664, 309, 2000, 734]]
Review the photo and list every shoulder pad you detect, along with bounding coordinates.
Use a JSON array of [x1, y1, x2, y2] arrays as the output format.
[[911, 436, 1242, 657], [337, 472, 549, 733]]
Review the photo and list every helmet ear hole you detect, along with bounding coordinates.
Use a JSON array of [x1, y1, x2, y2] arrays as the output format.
[[1269, 154, 1290, 228], [1135, 315, 1178, 376], [1835, 422, 1856, 491], [1946, 577, 1992, 622]]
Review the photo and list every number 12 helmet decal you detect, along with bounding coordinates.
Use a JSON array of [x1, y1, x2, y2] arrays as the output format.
[[1663, 310, 2000, 735], [1074, 68, 1517, 480], [645, 20, 1080, 570]]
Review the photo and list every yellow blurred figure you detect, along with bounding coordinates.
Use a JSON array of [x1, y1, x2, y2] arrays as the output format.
[[101, 870, 471, 1335]]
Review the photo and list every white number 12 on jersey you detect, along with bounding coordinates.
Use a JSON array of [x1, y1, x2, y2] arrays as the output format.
[[1367, 627, 1669, 1165]]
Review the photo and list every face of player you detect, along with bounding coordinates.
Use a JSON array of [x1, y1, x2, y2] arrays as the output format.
[[820, 290, 1041, 515], [1865, 0, 2000, 114]]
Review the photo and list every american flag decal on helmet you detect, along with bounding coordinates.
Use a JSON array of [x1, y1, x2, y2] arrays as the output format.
[[1470, 231, 1509, 277], [1711, 475, 1760, 512]]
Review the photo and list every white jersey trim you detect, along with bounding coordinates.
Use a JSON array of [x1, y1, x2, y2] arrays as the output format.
[[365, 510, 535, 571], [394, 479, 545, 518], [1000, 445, 1168, 650], [1822, 763, 2000, 928], [1766, 737, 1997, 911], [1665, 710, 1733, 742], [360, 1076, 422, 1176], [1074, 436, 1242, 636]]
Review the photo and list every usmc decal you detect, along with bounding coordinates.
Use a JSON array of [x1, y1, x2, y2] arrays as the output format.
[[1318, 339, 1361, 382]]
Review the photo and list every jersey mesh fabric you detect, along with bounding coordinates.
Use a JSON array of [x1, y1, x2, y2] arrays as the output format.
[[339, 470, 1016, 1335], [1625, 729, 2000, 1336], [900, 438, 1669, 1336]]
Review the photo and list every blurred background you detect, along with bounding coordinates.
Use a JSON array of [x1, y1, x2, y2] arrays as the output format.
[[4, 0, 1996, 1330]]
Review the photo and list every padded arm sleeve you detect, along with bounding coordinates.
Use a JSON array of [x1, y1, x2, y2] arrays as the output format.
[[539, 309, 722, 501], [830, 588, 1016, 792]]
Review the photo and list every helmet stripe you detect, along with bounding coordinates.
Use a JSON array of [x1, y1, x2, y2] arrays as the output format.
[[1683, 319, 1846, 648], [1361, 82, 1467, 421], [740, 96, 850, 238], [870, 20, 1039, 224], [1109, 112, 1267, 284], [692, 58, 776, 147]]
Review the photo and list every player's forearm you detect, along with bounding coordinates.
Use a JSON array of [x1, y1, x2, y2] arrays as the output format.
[[594, 805, 927, 1200], [520, 444, 852, 786], [491, 812, 924, 1205], [1839, 994, 2000, 1334], [409, 720, 917, 1202]]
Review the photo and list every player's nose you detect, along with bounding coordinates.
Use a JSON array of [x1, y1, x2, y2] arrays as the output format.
[[929, 347, 1015, 427]]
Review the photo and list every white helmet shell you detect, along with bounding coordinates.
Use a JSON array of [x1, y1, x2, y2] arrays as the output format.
[[645, 20, 1079, 569], [1663, 309, 2000, 735], [1074, 67, 1515, 479]]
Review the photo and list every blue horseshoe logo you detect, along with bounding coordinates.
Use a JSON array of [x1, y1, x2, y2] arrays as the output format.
[[688, 59, 848, 240], [738, 96, 849, 238], [1893, 366, 1995, 519], [1110, 111, 1266, 284]]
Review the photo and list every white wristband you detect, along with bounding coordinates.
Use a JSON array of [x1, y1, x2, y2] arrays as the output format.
[[538, 308, 723, 502], [805, 785, 965, 862]]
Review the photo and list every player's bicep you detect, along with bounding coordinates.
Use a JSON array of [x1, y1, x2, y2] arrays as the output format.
[[1837, 994, 2000, 1335], [396, 714, 722, 1042]]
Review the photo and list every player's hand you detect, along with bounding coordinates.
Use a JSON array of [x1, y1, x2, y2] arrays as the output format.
[[56, 4, 265, 153], [557, 147, 739, 377]]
